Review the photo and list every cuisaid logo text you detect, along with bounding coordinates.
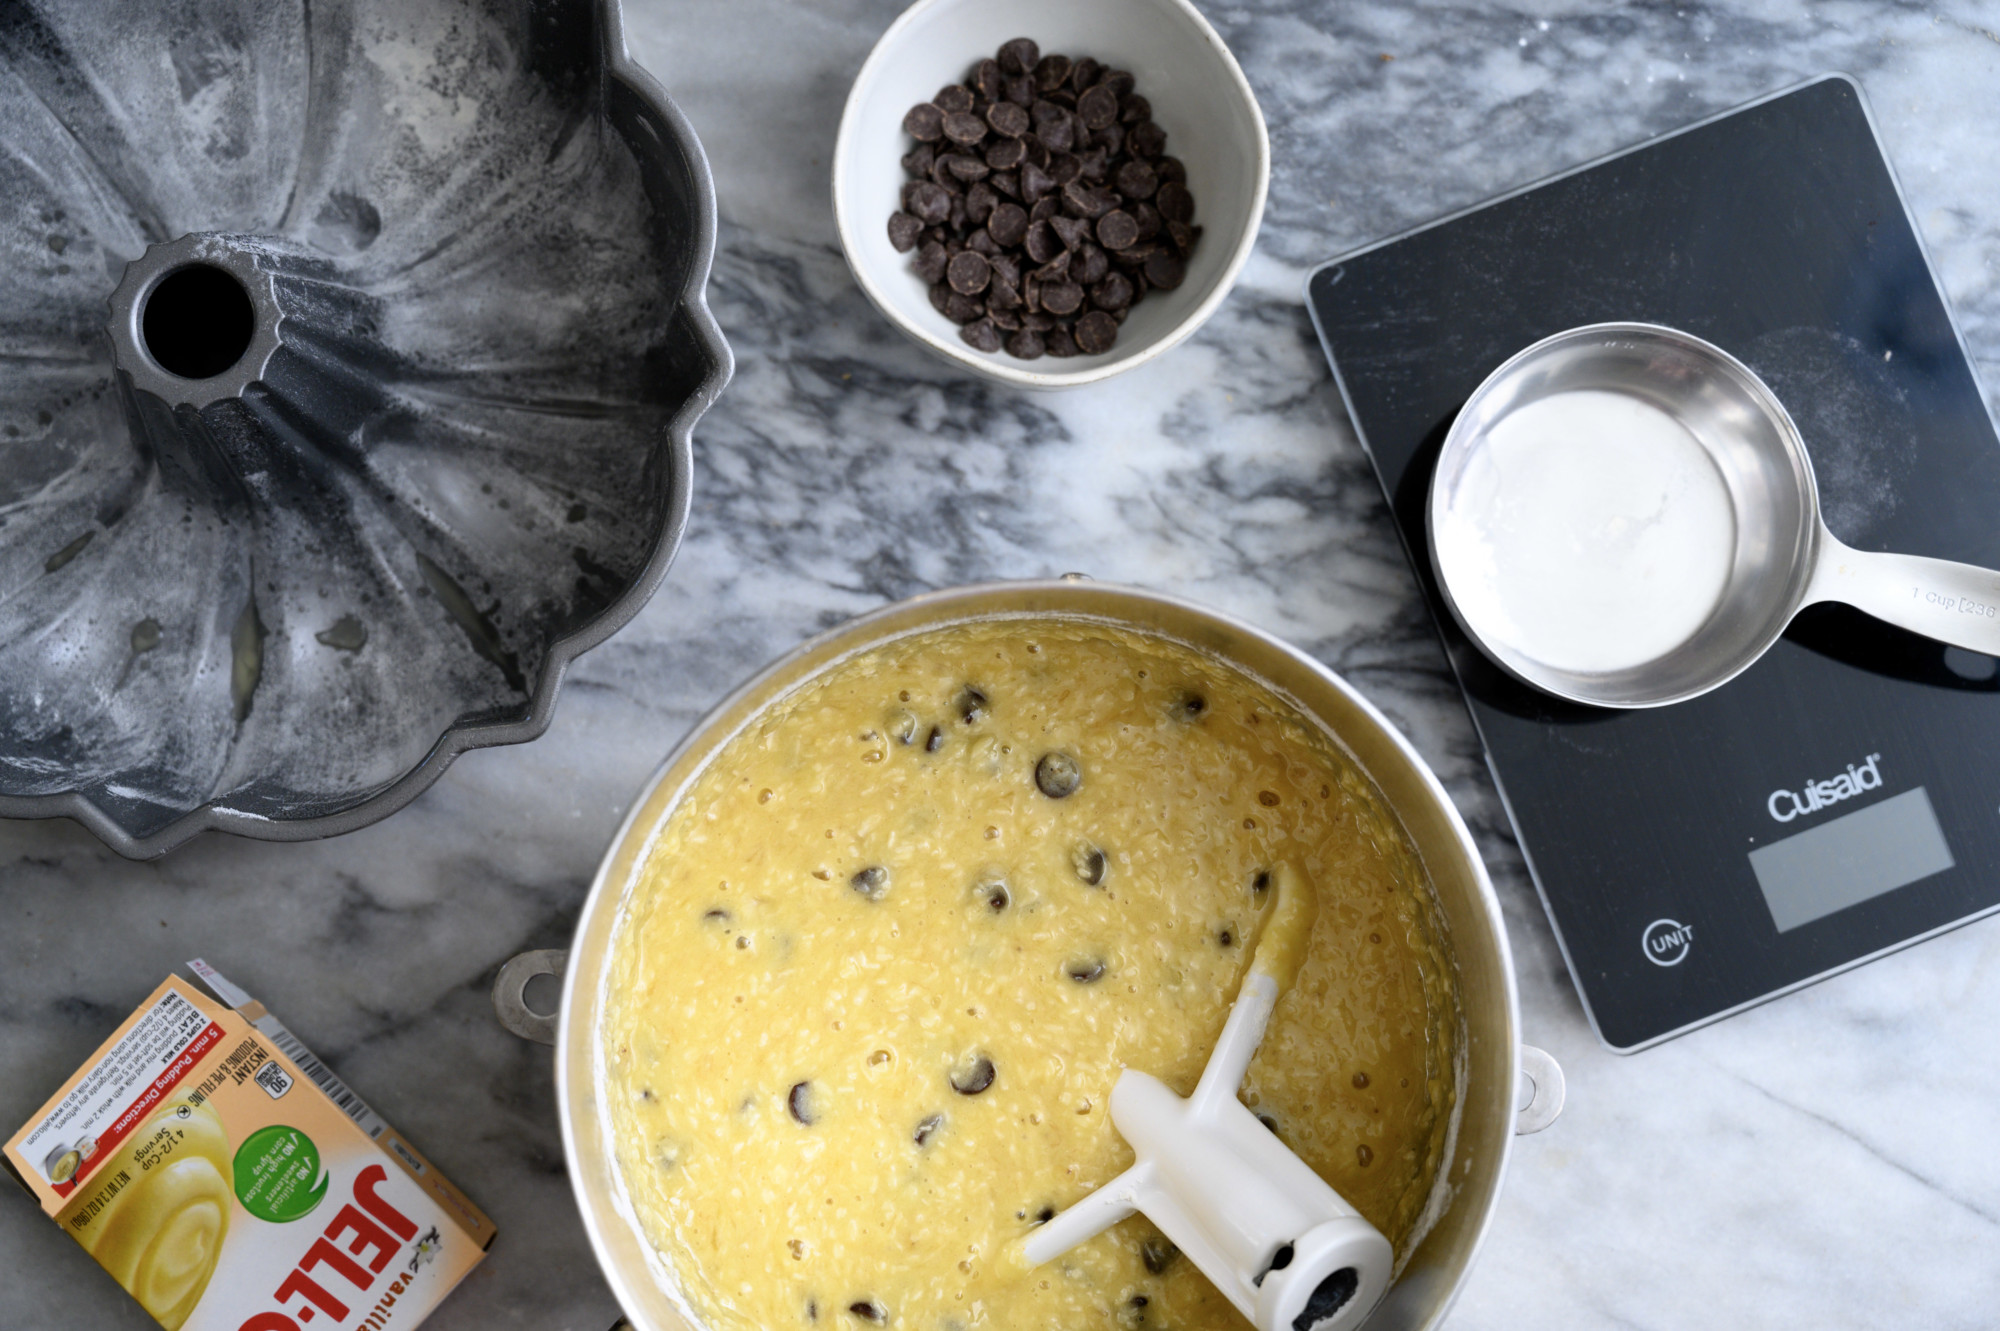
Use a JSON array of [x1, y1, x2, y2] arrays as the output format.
[[1767, 754, 1882, 823]]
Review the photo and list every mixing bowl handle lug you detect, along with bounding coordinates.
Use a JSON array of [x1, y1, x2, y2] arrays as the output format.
[[492, 949, 568, 1045], [1515, 1045, 1565, 1135]]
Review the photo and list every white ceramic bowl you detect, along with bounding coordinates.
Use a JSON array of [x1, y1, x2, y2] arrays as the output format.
[[832, 0, 1270, 389]]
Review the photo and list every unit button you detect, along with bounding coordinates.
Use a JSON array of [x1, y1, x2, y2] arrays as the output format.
[[1642, 919, 1694, 967]]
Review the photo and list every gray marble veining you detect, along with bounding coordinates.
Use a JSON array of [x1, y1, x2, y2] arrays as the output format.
[[4, 1, 1999, 1327]]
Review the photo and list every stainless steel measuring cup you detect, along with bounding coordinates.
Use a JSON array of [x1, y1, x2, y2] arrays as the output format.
[[1428, 322, 2000, 708]]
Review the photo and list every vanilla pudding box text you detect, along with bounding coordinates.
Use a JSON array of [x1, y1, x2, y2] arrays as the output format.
[[4, 960, 493, 1330]]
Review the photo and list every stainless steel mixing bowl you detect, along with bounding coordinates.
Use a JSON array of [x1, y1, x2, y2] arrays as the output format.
[[495, 580, 1563, 1331]]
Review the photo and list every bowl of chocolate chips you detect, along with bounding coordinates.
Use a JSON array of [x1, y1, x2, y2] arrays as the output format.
[[832, 0, 1269, 388]]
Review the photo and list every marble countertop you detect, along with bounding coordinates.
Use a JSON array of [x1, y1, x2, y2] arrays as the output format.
[[5, 1, 1999, 1326]]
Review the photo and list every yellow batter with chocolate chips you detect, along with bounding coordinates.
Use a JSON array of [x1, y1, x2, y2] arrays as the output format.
[[603, 618, 1458, 1331]]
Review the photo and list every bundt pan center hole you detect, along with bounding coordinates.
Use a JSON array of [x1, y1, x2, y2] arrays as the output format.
[[142, 262, 256, 381]]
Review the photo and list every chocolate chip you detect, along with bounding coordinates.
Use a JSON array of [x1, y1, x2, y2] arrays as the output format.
[[1166, 219, 1197, 254], [1120, 94, 1152, 125], [926, 725, 945, 753], [946, 290, 985, 323], [1114, 158, 1158, 200], [1093, 123, 1125, 156], [1035, 53, 1072, 91], [984, 135, 1026, 170], [1142, 1238, 1180, 1274], [1035, 1205, 1056, 1224], [973, 58, 1004, 104], [1035, 751, 1082, 798], [1048, 151, 1083, 186], [1073, 310, 1118, 354], [942, 152, 988, 182], [1070, 57, 1101, 92], [977, 103, 1021, 142], [987, 202, 1028, 247], [1077, 83, 1119, 130], [1005, 73, 1035, 107], [998, 35, 1040, 74], [1218, 927, 1235, 947], [1005, 328, 1045, 359], [909, 182, 951, 226], [903, 103, 944, 141], [982, 878, 1011, 911], [950, 1054, 996, 1095], [1073, 243, 1109, 285], [702, 907, 733, 924], [1037, 108, 1076, 154], [964, 182, 997, 223], [957, 685, 989, 723], [1099, 68, 1137, 97], [1143, 251, 1185, 290], [914, 1113, 945, 1146], [961, 318, 1002, 353], [1132, 200, 1163, 241], [1066, 957, 1107, 984], [1252, 869, 1271, 898], [902, 142, 935, 177], [1041, 280, 1083, 316], [935, 84, 974, 114], [1024, 219, 1062, 264], [1128, 119, 1168, 159], [1028, 192, 1059, 224], [948, 250, 991, 295], [1172, 690, 1206, 720], [1062, 179, 1115, 219], [1071, 843, 1107, 885], [943, 111, 987, 146], [1089, 273, 1133, 313], [1020, 159, 1056, 203], [1156, 180, 1194, 223], [1096, 209, 1139, 250], [1155, 154, 1187, 183], [1045, 325, 1078, 357], [851, 866, 889, 900], [848, 1300, 886, 1324], [789, 1081, 817, 1125], [989, 167, 1021, 197]]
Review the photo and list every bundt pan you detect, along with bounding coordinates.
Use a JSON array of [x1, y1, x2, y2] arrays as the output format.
[[0, 0, 730, 857]]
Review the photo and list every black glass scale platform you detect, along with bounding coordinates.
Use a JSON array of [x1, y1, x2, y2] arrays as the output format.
[[1307, 75, 2000, 1051]]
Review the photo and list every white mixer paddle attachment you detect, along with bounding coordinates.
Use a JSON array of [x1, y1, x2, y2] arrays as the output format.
[[1018, 865, 1394, 1331]]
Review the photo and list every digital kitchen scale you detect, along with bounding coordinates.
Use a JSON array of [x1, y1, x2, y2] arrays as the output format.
[[1306, 75, 2000, 1051]]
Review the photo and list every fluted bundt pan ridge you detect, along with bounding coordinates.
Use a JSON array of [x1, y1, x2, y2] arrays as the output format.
[[0, 0, 731, 856]]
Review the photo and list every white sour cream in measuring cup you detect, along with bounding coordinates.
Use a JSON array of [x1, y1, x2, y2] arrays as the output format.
[[1433, 389, 1737, 674]]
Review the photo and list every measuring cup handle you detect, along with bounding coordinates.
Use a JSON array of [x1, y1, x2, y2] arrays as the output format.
[[1808, 535, 2000, 658]]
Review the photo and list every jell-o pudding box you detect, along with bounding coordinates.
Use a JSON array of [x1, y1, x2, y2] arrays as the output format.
[[4, 960, 493, 1330]]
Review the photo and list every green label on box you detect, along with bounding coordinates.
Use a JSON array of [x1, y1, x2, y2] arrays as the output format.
[[232, 1124, 327, 1222]]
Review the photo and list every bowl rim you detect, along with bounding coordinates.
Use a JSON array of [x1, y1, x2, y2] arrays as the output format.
[[830, 0, 1271, 389], [0, 0, 734, 859]]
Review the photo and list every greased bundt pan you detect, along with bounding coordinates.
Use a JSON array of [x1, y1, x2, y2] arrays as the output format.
[[0, 0, 731, 857]]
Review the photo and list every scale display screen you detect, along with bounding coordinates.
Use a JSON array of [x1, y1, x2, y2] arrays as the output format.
[[1748, 788, 1955, 932]]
